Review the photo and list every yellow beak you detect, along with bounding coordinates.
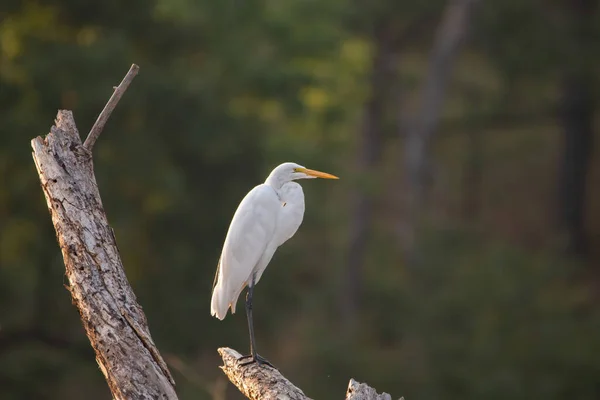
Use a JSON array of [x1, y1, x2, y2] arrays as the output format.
[[296, 167, 339, 179]]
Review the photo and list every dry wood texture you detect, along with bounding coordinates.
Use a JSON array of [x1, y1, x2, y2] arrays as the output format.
[[219, 347, 311, 400], [219, 348, 401, 400], [31, 65, 177, 400], [346, 379, 401, 400]]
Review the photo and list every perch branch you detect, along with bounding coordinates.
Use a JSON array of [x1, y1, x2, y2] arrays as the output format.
[[218, 348, 402, 400], [83, 63, 139, 151], [218, 347, 311, 400]]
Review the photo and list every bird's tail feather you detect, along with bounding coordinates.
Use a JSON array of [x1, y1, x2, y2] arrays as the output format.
[[211, 257, 229, 320], [210, 257, 248, 320], [211, 282, 229, 320]]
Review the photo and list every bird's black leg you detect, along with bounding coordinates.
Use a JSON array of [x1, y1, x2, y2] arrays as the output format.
[[237, 279, 276, 369]]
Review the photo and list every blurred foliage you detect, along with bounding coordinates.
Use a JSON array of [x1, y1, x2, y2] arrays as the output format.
[[1, 0, 599, 399]]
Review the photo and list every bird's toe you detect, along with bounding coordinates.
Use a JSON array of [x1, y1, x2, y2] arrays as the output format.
[[237, 353, 276, 369]]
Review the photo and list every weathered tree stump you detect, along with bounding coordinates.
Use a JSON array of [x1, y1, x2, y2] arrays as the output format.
[[31, 65, 177, 400]]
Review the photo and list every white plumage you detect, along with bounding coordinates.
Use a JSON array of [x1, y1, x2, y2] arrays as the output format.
[[209, 162, 338, 366], [210, 184, 281, 319]]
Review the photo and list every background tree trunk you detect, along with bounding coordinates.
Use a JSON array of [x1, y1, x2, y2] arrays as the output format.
[[557, 77, 594, 255], [556, 0, 597, 257], [342, 25, 392, 330], [399, 0, 478, 258]]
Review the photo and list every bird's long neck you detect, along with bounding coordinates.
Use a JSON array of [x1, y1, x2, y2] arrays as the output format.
[[265, 173, 287, 190]]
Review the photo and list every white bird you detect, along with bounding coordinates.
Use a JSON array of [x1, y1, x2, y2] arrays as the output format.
[[210, 162, 338, 367]]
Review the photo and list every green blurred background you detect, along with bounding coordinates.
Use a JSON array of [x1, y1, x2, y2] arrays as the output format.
[[1, 0, 599, 399]]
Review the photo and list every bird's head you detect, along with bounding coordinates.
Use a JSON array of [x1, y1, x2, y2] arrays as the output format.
[[266, 162, 339, 187]]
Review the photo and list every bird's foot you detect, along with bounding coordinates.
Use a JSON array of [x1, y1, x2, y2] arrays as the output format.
[[237, 353, 276, 369]]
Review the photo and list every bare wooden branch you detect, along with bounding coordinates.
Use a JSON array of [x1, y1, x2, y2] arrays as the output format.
[[83, 63, 139, 151], [218, 347, 311, 400], [31, 110, 177, 400], [218, 348, 402, 400], [346, 379, 401, 400]]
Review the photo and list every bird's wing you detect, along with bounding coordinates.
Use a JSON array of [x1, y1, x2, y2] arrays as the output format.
[[211, 184, 279, 319]]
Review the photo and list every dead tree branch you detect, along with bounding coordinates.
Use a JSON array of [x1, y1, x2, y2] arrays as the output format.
[[219, 348, 311, 400], [83, 63, 139, 151], [30, 65, 177, 400], [346, 379, 401, 400], [218, 348, 401, 400]]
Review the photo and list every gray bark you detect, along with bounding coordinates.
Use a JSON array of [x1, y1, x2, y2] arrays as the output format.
[[31, 107, 177, 399], [218, 347, 311, 400], [346, 379, 402, 400], [218, 348, 401, 400]]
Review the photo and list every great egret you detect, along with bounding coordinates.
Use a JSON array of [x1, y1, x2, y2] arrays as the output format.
[[211, 162, 338, 367]]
